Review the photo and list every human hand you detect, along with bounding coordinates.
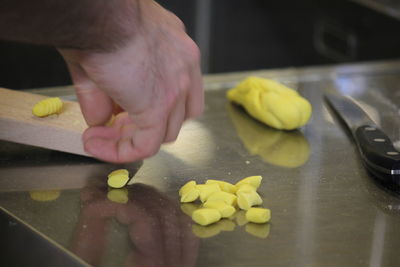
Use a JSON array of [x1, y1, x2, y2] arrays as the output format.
[[59, 0, 203, 163]]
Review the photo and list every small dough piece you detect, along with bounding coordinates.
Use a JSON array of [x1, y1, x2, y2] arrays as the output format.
[[235, 175, 262, 190], [196, 184, 221, 202], [236, 184, 257, 194], [237, 190, 262, 210], [192, 208, 221, 226], [206, 179, 237, 194], [203, 200, 236, 218], [245, 207, 271, 223], [206, 191, 237, 206], [32, 97, 63, 117], [226, 76, 312, 130], [29, 190, 60, 202], [108, 169, 129, 177], [179, 180, 197, 196], [180, 188, 200, 203], [107, 188, 129, 204], [107, 169, 130, 188]]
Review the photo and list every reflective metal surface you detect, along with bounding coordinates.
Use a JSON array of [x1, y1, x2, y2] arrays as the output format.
[[2, 60, 400, 266]]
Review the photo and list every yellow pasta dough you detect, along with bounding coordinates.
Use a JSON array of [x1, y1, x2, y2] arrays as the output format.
[[206, 191, 237, 206], [107, 169, 130, 188], [181, 188, 200, 203], [192, 208, 221, 226], [245, 207, 271, 223], [203, 200, 236, 218], [205, 179, 237, 194], [32, 97, 63, 117], [227, 76, 312, 130], [178, 175, 271, 232], [237, 190, 263, 210], [196, 184, 221, 202], [179, 180, 196, 196], [235, 175, 262, 190]]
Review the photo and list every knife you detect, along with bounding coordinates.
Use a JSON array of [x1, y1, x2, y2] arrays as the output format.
[[324, 92, 400, 187]]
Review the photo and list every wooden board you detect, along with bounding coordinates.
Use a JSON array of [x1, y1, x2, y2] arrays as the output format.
[[0, 87, 89, 156]]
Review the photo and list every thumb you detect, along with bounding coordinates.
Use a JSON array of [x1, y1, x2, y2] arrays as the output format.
[[65, 61, 114, 126]]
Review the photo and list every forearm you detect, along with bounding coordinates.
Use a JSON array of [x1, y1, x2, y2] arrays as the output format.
[[0, 0, 142, 51]]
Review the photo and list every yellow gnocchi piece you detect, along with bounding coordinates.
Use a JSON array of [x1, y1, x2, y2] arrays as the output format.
[[192, 208, 221, 226], [203, 200, 236, 218], [180, 188, 200, 203], [179, 180, 196, 196], [32, 97, 63, 117], [206, 191, 237, 206], [196, 184, 221, 202], [205, 179, 237, 194], [107, 169, 130, 188], [235, 175, 262, 190], [227, 76, 312, 130], [246, 207, 271, 223], [236, 184, 257, 194], [237, 190, 263, 210], [108, 169, 129, 177], [107, 188, 129, 204]]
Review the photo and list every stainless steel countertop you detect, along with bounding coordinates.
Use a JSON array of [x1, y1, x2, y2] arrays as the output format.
[[2, 60, 400, 267]]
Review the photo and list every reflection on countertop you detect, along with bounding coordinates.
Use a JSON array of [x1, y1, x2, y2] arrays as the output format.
[[227, 104, 310, 168]]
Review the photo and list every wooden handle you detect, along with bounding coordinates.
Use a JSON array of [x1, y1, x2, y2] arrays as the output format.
[[0, 87, 89, 156]]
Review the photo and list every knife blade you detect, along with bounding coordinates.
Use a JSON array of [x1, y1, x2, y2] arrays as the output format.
[[324, 92, 400, 186]]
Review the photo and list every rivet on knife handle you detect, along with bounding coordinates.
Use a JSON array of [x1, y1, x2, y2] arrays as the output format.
[[355, 125, 400, 175]]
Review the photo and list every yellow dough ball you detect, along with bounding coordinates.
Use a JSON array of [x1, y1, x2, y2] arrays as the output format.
[[227, 76, 312, 130]]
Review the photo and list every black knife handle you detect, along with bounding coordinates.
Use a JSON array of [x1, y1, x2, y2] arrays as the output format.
[[355, 125, 400, 175]]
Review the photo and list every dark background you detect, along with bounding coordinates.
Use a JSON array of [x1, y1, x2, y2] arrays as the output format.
[[1, 0, 400, 89]]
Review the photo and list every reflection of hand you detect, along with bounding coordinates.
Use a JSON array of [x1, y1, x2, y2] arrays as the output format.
[[60, 0, 203, 163], [71, 184, 199, 267], [228, 104, 310, 168]]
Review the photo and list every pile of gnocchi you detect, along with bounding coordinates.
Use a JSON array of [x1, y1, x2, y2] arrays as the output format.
[[179, 176, 271, 237]]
